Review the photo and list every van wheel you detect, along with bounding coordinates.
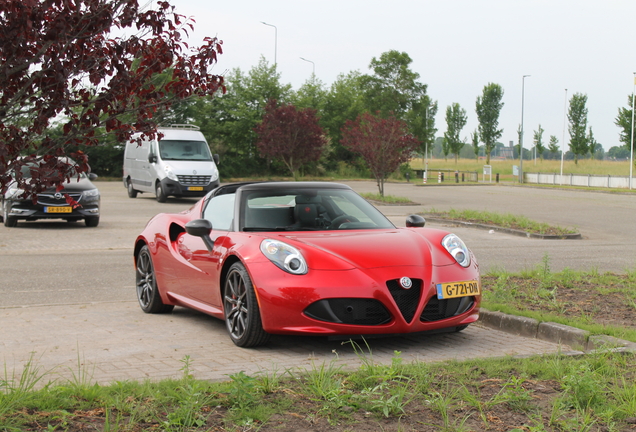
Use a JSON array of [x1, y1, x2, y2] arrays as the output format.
[[127, 179, 138, 198], [155, 183, 167, 203]]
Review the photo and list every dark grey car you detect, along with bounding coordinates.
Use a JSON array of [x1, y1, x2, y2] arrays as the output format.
[[1, 163, 100, 228]]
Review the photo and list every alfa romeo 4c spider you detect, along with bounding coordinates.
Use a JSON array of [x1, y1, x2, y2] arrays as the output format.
[[134, 182, 481, 347]]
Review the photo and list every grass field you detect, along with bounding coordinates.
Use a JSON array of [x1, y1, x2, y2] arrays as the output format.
[[409, 158, 634, 182]]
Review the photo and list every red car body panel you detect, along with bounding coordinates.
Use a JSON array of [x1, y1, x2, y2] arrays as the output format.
[[135, 182, 481, 341]]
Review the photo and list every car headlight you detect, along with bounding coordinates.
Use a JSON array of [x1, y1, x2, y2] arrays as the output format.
[[260, 239, 308, 275], [83, 188, 100, 197], [164, 164, 178, 181], [442, 233, 471, 267]]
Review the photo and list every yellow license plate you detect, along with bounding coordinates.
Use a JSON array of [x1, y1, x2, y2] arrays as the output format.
[[436, 280, 480, 299], [45, 206, 72, 213], [188, 186, 204, 191]]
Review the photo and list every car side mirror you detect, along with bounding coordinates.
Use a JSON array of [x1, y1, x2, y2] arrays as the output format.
[[88, 173, 98, 181], [213, 154, 220, 165], [185, 219, 215, 251], [148, 155, 157, 163], [406, 214, 426, 228]]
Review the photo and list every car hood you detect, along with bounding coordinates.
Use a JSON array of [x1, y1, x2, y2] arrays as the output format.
[[277, 229, 455, 270]]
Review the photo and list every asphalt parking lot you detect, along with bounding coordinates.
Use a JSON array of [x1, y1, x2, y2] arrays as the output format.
[[1, 180, 634, 384]]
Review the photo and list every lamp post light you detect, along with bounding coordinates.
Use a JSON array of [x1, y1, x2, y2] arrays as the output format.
[[261, 21, 277, 66], [519, 75, 530, 183], [630, 73, 635, 190], [299, 57, 315, 75]]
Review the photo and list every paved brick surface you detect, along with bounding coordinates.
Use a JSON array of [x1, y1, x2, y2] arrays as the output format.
[[1, 301, 570, 386]]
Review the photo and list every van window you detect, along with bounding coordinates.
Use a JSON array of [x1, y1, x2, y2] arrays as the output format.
[[158, 140, 212, 161]]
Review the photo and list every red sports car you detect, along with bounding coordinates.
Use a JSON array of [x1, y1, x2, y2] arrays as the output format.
[[134, 182, 481, 347]]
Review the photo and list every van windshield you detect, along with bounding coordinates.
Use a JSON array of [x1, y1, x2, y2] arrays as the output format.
[[158, 140, 212, 161]]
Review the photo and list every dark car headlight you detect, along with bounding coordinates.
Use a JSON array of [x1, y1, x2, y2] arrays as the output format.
[[260, 239, 308, 275], [442, 234, 471, 267], [83, 188, 100, 198]]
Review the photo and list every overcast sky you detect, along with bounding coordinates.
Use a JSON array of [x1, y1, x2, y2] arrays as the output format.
[[169, 0, 636, 152]]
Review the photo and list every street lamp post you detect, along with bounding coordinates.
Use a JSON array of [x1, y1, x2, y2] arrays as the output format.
[[519, 75, 530, 183], [630, 73, 635, 190], [560, 89, 568, 185], [261, 21, 277, 66], [299, 57, 315, 75]]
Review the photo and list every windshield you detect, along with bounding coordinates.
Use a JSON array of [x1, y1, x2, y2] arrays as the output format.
[[158, 140, 212, 161], [240, 188, 395, 231], [17, 163, 87, 179]]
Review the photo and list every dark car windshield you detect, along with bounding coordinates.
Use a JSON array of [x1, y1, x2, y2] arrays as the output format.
[[158, 140, 212, 161], [17, 162, 88, 179], [240, 188, 395, 231]]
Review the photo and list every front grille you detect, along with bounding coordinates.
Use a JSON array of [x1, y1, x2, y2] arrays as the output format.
[[177, 175, 211, 186], [387, 279, 422, 323], [420, 296, 475, 322], [37, 193, 82, 206], [304, 299, 391, 325]]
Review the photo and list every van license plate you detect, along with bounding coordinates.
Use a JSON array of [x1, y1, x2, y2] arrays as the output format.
[[45, 206, 72, 213], [188, 186, 203, 191]]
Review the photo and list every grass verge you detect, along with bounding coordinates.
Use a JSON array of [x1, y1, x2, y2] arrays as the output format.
[[422, 208, 578, 236]]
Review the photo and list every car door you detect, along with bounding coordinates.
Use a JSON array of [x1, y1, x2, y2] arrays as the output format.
[[174, 193, 235, 308]]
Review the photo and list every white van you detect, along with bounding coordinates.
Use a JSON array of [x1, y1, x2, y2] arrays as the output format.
[[123, 125, 220, 202]]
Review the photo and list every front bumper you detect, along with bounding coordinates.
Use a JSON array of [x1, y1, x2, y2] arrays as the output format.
[[6, 197, 100, 221], [160, 177, 220, 197], [249, 262, 481, 336]]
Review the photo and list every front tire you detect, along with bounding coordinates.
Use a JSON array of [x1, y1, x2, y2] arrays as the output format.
[[127, 179, 138, 198], [223, 262, 270, 347], [85, 216, 100, 227], [155, 182, 167, 203], [3, 202, 17, 228], [136, 245, 174, 314]]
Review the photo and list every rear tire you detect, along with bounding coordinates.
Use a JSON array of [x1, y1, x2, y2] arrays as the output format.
[[127, 179, 138, 198], [223, 262, 270, 347], [136, 245, 174, 314], [155, 182, 167, 203]]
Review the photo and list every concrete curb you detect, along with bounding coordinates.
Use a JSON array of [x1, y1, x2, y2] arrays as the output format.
[[423, 217, 582, 240], [479, 309, 636, 354]]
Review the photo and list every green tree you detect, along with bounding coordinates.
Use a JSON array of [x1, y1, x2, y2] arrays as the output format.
[[586, 127, 597, 159], [471, 130, 480, 160], [291, 75, 328, 112], [475, 83, 505, 164], [608, 145, 630, 159], [193, 58, 292, 177], [614, 94, 634, 152], [443, 103, 468, 163], [567, 93, 589, 164], [360, 50, 427, 118], [548, 135, 560, 159], [533, 125, 545, 161], [321, 72, 366, 167], [407, 95, 438, 161]]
